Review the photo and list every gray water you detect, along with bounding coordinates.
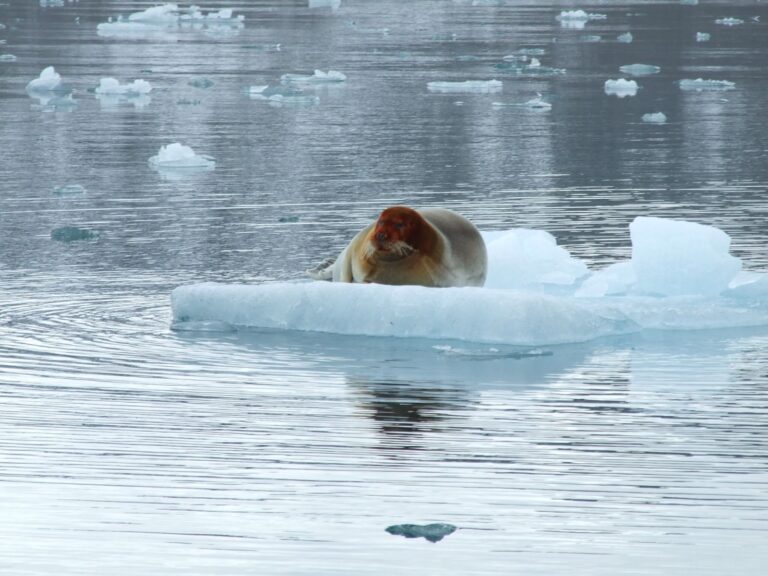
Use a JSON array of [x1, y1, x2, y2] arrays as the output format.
[[1, 1, 768, 574]]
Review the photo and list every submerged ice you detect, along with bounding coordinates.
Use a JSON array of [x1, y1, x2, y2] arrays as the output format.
[[679, 78, 735, 91], [172, 217, 768, 346], [427, 80, 502, 93]]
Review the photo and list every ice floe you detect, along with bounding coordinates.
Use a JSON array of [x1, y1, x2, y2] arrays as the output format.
[[53, 184, 87, 196], [280, 70, 347, 84], [171, 217, 768, 346], [26, 66, 64, 93], [427, 79, 502, 93], [249, 85, 320, 106], [604, 78, 638, 97], [95, 78, 152, 95], [492, 94, 551, 110], [148, 143, 215, 170], [0, 54, 18, 62], [308, 0, 341, 10], [97, 3, 244, 39], [679, 78, 735, 91], [641, 112, 667, 124], [617, 32, 633, 43], [619, 63, 660, 76], [696, 32, 711, 42], [556, 10, 606, 29]]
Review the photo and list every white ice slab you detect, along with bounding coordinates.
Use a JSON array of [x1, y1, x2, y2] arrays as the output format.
[[604, 78, 638, 97]]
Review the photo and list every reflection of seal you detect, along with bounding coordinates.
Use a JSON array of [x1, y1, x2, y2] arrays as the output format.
[[308, 206, 487, 287]]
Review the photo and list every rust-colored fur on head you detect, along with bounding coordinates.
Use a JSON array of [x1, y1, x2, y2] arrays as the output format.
[[369, 206, 436, 258]]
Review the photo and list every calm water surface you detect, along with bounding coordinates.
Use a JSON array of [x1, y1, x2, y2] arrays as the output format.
[[1, 1, 768, 574]]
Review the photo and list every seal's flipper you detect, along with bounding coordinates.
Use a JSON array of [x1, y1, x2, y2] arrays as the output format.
[[306, 257, 336, 281]]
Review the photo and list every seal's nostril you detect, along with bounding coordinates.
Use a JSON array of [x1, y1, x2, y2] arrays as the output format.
[[376, 232, 386, 242]]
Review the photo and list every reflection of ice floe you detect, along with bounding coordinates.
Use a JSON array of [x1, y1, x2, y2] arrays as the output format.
[[309, 0, 341, 10], [97, 3, 244, 39], [604, 78, 638, 97], [0, 54, 18, 62], [149, 143, 215, 170], [619, 63, 660, 76], [696, 32, 711, 42], [427, 79, 502, 93], [617, 32, 633, 43], [51, 226, 98, 242], [280, 70, 347, 84], [95, 77, 152, 95], [172, 217, 768, 346], [679, 78, 735, 91], [641, 112, 667, 124], [715, 17, 744, 26], [556, 10, 607, 29]]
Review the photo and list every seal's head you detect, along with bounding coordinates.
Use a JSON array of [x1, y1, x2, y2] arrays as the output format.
[[369, 206, 424, 260]]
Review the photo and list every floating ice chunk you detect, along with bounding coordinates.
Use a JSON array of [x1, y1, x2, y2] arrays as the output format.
[[556, 10, 606, 29], [515, 48, 546, 56], [427, 79, 502, 93], [696, 32, 711, 42], [680, 0, 698, 5], [642, 112, 667, 123], [0, 54, 18, 62], [580, 34, 601, 42], [604, 78, 638, 97], [617, 32, 633, 43], [619, 63, 660, 76], [715, 17, 744, 26], [522, 93, 552, 109], [249, 85, 269, 95], [630, 217, 741, 297], [97, 3, 243, 38], [95, 77, 152, 95], [494, 60, 565, 76], [482, 229, 588, 291], [249, 84, 319, 105], [26, 66, 63, 93], [53, 184, 87, 196], [51, 226, 98, 242], [679, 78, 735, 91], [148, 143, 215, 169], [280, 70, 347, 84]]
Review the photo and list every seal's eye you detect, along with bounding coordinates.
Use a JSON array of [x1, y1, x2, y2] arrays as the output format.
[[394, 222, 404, 230]]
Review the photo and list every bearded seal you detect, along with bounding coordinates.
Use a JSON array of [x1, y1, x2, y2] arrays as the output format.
[[307, 206, 487, 287]]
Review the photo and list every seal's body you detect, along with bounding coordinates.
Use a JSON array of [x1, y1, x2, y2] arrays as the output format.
[[308, 206, 487, 288]]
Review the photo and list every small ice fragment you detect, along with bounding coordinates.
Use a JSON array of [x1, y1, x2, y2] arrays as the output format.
[[385, 523, 457, 543], [528, 57, 541, 68], [715, 17, 744, 26], [523, 93, 552, 109], [680, 0, 698, 5], [619, 63, 660, 76], [51, 226, 98, 242], [427, 79, 502, 93], [580, 35, 601, 42], [556, 10, 606, 29], [26, 66, 62, 92], [95, 77, 152, 95], [604, 78, 638, 97], [679, 78, 735, 91], [249, 85, 268, 95], [0, 54, 18, 62], [516, 48, 546, 56], [148, 143, 215, 169], [278, 216, 299, 223], [280, 69, 347, 84], [188, 77, 214, 88], [53, 184, 87, 196], [696, 32, 711, 42], [617, 32, 633, 43], [642, 112, 667, 124]]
